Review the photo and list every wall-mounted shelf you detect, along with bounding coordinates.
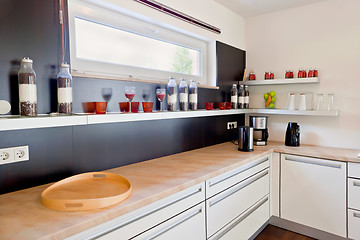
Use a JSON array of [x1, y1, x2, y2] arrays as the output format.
[[0, 107, 339, 132], [239, 77, 319, 86], [250, 108, 339, 117]]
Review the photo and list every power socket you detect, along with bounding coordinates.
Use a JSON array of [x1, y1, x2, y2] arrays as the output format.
[[227, 121, 238, 130], [0, 147, 15, 164], [14, 146, 29, 161], [0, 146, 29, 165]]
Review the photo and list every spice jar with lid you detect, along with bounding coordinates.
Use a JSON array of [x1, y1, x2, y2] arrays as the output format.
[[57, 63, 73, 114], [189, 80, 198, 110], [167, 77, 178, 111], [18, 57, 37, 116], [179, 78, 188, 111]]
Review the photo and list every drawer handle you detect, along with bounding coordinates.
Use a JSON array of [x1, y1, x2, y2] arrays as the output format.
[[144, 206, 203, 240], [284, 155, 342, 169], [209, 156, 269, 187], [353, 181, 360, 187], [211, 196, 269, 240], [354, 212, 360, 218], [209, 170, 268, 207], [91, 185, 203, 239]]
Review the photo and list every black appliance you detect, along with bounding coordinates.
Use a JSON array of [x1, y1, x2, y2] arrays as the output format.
[[285, 122, 300, 147], [238, 126, 254, 152], [249, 116, 269, 146]]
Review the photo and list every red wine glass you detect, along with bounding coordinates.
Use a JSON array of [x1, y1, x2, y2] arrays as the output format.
[[156, 88, 166, 112], [125, 86, 135, 113]]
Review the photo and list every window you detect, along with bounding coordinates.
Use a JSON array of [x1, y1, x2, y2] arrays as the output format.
[[68, 0, 213, 85]]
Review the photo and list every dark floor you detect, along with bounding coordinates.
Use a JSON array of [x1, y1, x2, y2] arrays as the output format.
[[255, 225, 316, 240]]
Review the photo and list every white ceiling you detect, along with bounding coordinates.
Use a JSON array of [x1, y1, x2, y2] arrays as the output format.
[[214, 0, 329, 18]]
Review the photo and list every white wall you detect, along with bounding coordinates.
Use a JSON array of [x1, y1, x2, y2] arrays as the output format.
[[245, 0, 360, 149], [102, 0, 246, 49]]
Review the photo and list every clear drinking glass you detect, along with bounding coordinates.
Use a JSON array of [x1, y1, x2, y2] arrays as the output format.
[[328, 93, 334, 111], [156, 88, 166, 112], [125, 86, 135, 112], [316, 93, 324, 111], [102, 88, 112, 102]]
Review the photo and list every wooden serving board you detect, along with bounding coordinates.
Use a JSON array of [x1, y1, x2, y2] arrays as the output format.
[[41, 172, 131, 211]]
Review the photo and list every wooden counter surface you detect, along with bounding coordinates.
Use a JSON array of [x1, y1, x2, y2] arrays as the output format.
[[0, 141, 359, 240]]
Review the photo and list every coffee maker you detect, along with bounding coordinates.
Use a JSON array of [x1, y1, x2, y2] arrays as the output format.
[[249, 116, 269, 146]]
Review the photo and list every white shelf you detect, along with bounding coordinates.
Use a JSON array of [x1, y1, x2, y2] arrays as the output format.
[[0, 107, 339, 131], [0, 115, 88, 131], [249, 109, 339, 117], [239, 77, 319, 85]]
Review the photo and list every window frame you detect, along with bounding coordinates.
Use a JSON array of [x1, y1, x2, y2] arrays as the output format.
[[67, 0, 212, 85]]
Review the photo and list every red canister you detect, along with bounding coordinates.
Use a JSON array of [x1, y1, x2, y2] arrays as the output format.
[[285, 71, 290, 79], [270, 72, 274, 79], [314, 69, 318, 77], [308, 69, 314, 77], [303, 69, 307, 78], [264, 72, 270, 80], [249, 73, 256, 80], [298, 69, 303, 78]]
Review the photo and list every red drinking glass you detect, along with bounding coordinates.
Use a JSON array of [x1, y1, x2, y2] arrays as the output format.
[[94, 102, 107, 114], [142, 102, 153, 112], [205, 102, 214, 110]]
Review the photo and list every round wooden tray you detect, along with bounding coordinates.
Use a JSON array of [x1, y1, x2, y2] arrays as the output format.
[[41, 172, 131, 212]]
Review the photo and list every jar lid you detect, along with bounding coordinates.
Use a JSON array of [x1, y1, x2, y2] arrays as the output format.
[[60, 63, 70, 68], [21, 57, 33, 63]]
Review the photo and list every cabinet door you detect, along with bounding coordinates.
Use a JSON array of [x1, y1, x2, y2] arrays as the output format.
[[209, 195, 269, 240], [206, 155, 269, 198], [348, 178, 360, 210], [66, 183, 205, 240], [348, 209, 360, 240], [132, 203, 206, 240], [281, 154, 346, 238], [207, 168, 269, 237]]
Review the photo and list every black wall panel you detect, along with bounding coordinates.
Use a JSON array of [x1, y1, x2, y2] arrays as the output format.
[[73, 115, 243, 173], [0, 127, 74, 194]]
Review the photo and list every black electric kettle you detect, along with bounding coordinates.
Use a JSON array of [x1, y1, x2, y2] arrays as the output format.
[[285, 122, 300, 147], [238, 126, 254, 152]]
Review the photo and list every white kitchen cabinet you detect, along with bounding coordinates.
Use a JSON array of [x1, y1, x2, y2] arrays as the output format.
[[348, 178, 360, 210], [281, 154, 346, 238], [206, 155, 269, 198], [206, 168, 269, 237], [348, 209, 360, 240], [132, 203, 206, 240], [66, 183, 205, 240], [348, 163, 360, 240], [209, 195, 269, 240]]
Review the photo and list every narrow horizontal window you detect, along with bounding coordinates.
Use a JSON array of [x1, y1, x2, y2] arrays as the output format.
[[68, 0, 214, 85], [74, 17, 201, 76]]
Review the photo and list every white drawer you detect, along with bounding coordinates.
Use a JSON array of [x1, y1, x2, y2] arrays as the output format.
[[209, 195, 269, 240], [349, 178, 360, 210], [348, 209, 360, 240], [133, 203, 206, 240], [206, 155, 270, 198], [66, 183, 205, 240], [349, 163, 360, 178], [206, 168, 269, 237]]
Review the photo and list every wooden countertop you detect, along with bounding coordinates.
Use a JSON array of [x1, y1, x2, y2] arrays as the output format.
[[0, 141, 359, 240]]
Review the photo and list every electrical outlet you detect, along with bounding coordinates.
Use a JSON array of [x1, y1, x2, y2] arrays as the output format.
[[227, 121, 238, 130], [0, 146, 29, 165], [0, 147, 15, 164], [14, 146, 29, 161]]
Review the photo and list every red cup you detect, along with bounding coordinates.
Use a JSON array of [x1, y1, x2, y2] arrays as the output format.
[[82, 102, 94, 113], [225, 102, 231, 109], [218, 102, 226, 110], [131, 102, 139, 113], [119, 102, 129, 112], [205, 102, 214, 110], [94, 102, 107, 114], [142, 102, 153, 112]]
